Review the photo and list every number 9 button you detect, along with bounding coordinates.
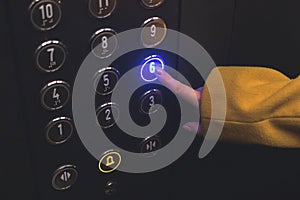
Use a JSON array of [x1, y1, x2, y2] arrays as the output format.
[[141, 17, 167, 48], [40, 80, 70, 110], [35, 40, 67, 73], [94, 67, 119, 95], [90, 28, 118, 59]]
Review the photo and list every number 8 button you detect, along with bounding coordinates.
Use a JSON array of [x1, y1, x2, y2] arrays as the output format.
[[90, 28, 118, 59], [35, 40, 67, 73]]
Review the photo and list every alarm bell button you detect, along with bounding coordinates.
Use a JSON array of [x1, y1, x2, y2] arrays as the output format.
[[98, 151, 121, 173]]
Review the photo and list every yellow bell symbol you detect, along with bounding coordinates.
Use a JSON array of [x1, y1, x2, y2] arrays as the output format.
[[105, 155, 115, 167]]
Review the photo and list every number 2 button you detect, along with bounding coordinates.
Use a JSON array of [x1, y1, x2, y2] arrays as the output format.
[[97, 103, 120, 128]]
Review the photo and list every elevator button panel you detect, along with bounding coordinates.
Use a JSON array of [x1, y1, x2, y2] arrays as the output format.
[[35, 40, 67, 73], [40, 80, 70, 110], [29, 0, 62, 31]]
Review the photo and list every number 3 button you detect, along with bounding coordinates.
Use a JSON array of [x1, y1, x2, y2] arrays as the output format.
[[140, 89, 162, 114], [41, 80, 70, 110], [94, 67, 119, 95], [97, 103, 120, 128]]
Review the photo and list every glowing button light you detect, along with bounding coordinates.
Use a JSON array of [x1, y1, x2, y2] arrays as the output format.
[[140, 55, 165, 82]]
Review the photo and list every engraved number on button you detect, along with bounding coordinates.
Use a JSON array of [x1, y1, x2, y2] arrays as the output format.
[[105, 109, 111, 121], [99, 0, 109, 13], [149, 62, 156, 73], [57, 123, 63, 136], [47, 48, 55, 68], [149, 95, 155, 109], [102, 36, 108, 50], [103, 74, 110, 87], [39, 3, 54, 23], [150, 24, 156, 37], [53, 88, 61, 106]]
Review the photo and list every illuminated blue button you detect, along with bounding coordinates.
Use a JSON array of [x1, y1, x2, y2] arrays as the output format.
[[140, 55, 164, 82]]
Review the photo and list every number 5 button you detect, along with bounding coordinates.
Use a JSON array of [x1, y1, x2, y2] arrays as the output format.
[[40, 80, 70, 110], [97, 103, 120, 128], [35, 40, 67, 73], [94, 67, 119, 95]]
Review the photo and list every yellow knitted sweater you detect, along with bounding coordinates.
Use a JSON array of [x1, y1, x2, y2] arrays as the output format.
[[201, 67, 300, 148]]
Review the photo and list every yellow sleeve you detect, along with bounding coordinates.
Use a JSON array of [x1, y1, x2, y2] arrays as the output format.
[[200, 67, 300, 148]]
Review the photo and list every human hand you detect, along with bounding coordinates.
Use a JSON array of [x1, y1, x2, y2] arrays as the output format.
[[155, 67, 203, 134]]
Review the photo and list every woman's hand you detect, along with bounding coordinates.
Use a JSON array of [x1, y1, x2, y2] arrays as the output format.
[[155, 67, 203, 134]]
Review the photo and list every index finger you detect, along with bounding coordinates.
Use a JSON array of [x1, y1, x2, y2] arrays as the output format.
[[155, 67, 201, 108]]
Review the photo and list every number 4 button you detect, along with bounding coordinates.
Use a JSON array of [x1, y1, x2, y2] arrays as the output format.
[[41, 80, 70, 110]]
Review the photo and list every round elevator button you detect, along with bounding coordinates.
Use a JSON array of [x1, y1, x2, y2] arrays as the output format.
[[140, 55, 165, 82], [141, 0, 164, 8], [89, 0, 116, 19], [98, 151, 121, 173], [140, 136, 162, 153], [46, 117, 73, 145], [41, 80, 70, 110], [141, 17, 167, 48], [140, 89, 162, 114], [35, 40, 67, 73], [96, 102, 120, 128], [94, 67, 119, 95], [52, 165, 78, 191], [29, 0, 62, 31], [91, 28, 118, 59]]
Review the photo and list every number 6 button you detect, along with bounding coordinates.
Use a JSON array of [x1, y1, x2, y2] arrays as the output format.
[[29, 0, 62, 31], [94, 67, 119, 95], [40, 80, 70, 110], [35, 40, 67, 73], [97, 103, 120, 128]]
